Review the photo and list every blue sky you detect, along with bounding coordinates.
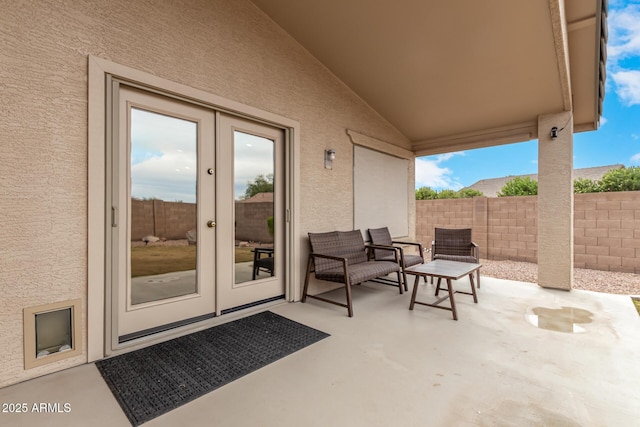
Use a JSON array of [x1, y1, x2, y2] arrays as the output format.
[[416, 0, 640, 190]]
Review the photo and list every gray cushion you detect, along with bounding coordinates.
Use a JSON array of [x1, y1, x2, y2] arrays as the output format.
[[315, 260, 400, 285], [376, 253, 423, 268]]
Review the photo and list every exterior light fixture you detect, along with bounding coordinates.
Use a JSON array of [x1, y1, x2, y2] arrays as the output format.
[[325, 149, 336, 169], [550, 114, 572, 140]]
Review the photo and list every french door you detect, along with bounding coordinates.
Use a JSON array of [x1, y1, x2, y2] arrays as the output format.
[[109, 84, 284, 348], [217, 114, 285, 313]]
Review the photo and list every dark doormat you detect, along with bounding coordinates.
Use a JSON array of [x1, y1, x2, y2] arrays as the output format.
[[96, 311, 329, 426]]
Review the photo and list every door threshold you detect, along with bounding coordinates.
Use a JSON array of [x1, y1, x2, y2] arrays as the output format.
[[221, 295, 285, 315], [119, 312, 217, 343]]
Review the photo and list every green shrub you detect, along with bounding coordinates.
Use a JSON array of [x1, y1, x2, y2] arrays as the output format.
[[497, 176, 538, 197], [416, 186, 484, 199], [457, 188, 484, 198], [597, 167, 640, 192], [437, 189, 459, 199], [267, 216, 274, 237], [415, 186, 438, 200], [574, 177, 600, 193]]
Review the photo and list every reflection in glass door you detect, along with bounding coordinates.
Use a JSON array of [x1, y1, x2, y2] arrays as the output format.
[[129, 108, 198, 304], [233, 131, 275, 284]]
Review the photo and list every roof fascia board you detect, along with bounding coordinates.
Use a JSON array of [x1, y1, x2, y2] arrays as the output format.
[[549, 0, 573, 112], [347, 129, 414, 160], [412, 122, 536, 156]]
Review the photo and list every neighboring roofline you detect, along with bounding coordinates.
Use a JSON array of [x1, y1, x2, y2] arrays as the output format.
[[463, 164, 625, 197]]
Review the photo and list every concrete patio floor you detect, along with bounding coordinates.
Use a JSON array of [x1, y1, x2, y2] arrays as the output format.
[[1, 276, 639, 426]]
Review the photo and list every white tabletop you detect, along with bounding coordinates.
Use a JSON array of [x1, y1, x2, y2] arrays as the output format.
[[405, 260, 481, 280]]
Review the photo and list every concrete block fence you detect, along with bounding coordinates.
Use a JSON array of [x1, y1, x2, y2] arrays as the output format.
[[131, 199, 273, 243], [416, 191, 640, 273]]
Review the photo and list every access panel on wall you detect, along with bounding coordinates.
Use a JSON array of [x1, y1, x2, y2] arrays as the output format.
[[353, 145, 409, 238]]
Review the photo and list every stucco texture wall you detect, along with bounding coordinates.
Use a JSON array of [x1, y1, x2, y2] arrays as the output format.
[[0, 0, 411, 386]]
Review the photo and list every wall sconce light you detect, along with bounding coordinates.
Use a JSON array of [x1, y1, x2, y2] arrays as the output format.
[[325, 149, 336, 169]]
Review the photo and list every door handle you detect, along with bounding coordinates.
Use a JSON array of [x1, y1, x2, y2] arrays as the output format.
[[207, 221, 216, 228]]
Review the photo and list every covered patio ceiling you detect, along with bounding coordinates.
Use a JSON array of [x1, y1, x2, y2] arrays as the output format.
[[250, 0, 607, 155]]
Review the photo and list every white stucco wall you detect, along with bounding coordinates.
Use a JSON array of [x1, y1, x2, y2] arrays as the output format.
[[0, 0, 413, 387]]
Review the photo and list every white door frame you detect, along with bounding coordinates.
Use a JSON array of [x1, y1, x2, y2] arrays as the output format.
[[88, 56, 300, 360]]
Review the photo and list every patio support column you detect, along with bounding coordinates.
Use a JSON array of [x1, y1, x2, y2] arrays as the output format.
[[537, 111, 574, 290]]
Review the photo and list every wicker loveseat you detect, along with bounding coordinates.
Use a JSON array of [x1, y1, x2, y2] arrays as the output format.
[[302, 230, 402, 317]]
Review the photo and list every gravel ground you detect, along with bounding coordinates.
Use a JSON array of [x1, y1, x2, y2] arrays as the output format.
[[480, 259, 640, 296]]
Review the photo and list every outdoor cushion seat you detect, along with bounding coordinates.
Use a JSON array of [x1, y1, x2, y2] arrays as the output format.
[[302, 230, 402, 317], [314, 260, 401, 285], [368, 227, 425, 291], [432, 227, 480, 287], [375, 252, 424, 266]]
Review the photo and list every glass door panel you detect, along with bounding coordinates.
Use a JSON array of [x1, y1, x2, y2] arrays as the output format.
[[129, 108, 198, 304], [233, 131, 275, 284]]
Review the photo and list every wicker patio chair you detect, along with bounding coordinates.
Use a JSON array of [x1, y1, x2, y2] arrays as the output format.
[[302, 230, 402, 317], [431, 227, 480, 287], [367, 227, 424, 291]]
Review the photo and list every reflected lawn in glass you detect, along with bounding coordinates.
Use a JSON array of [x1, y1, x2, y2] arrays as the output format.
[[131, 244, 261, 278], [130, 245, 197, 278]]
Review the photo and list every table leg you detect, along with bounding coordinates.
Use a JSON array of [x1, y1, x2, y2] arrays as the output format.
[[409, 274, 421, 310], [447, 278, 458, 320], [469, 273, 478, 303]]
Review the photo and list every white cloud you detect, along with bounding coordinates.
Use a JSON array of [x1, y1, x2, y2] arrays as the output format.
[[607, 4, 640, 104], [129, 109, 275, 202], [599, 116, 607, 126], [611, 70, 640, 106], [130, 109, 198, 202], [608, 5, 640, 60], [433, 152, 460, 162], [415, 152, 465, 190], [631, 153, 640, 164]]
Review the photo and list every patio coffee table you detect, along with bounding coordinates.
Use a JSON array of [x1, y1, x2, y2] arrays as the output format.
[[406, 260, 481, 320]]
